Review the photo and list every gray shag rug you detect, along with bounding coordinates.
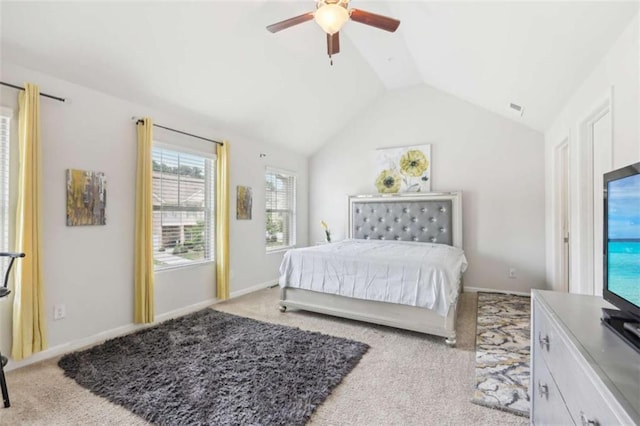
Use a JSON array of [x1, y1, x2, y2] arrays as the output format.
[[471, 292, 531, 417], [58, 309, 369, 425]]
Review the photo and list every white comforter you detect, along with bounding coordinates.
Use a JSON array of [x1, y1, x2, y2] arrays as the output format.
[[279, 239, 468, 317]]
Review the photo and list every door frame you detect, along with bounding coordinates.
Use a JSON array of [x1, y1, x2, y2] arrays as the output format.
[[552, 137, 570, 292], [574, 87, 613, 295]]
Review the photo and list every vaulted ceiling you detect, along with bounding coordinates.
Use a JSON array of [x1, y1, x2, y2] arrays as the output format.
[[1, 1, 637, 155]]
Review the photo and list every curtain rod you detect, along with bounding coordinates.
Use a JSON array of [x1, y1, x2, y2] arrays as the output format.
[[134, 118, 223, 146], [0, 81, 67, 103]]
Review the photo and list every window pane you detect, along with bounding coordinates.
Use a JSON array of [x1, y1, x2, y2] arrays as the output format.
[[153, 146, 214, 269], [265, 168, 296, 250], [266, 211, 289, 248]]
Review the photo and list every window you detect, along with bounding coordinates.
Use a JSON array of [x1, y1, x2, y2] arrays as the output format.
[[0, 110, 11, 271], [265, 168, 296, 251], [152, 145, 215, 270]]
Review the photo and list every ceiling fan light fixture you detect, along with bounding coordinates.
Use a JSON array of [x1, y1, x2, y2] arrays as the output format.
[[314, 4, 349, 35]]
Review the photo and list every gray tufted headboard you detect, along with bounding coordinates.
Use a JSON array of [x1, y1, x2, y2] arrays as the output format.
[[348, 192, 463, 248]]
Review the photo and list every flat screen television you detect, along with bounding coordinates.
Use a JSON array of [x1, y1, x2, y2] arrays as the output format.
[[602, 160, 640, 352]]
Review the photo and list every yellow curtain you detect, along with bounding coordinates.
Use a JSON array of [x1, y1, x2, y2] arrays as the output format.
[[216, 142, 230, 300], [12, 83, 47, 360], [134, 118, 154, 323]]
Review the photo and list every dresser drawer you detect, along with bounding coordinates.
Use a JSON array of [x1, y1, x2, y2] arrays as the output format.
[[533, 302, 621, 425], [531, 350, 574, 425]]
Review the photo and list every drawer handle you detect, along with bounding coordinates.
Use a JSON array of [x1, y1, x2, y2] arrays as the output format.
[[537, 380, 549, 399], [538, 332, 550, 351], [580, 411, 599, 426]]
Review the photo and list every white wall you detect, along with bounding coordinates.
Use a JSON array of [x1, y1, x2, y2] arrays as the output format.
[[544, 15, 639, 294], [0, 62, 308, 364], [309, 83, 546, 294]]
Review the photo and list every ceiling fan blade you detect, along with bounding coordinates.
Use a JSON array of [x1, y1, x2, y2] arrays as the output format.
[[327, 32, 340, 56], [349, 9, 400, 32], [266, 12, 314, 33]]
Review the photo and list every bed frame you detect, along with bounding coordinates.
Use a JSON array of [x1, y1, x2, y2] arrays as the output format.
[[279, 192, 463, 346]]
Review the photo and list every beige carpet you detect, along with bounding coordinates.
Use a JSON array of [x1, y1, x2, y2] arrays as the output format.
[[0, 288, 527, 425]]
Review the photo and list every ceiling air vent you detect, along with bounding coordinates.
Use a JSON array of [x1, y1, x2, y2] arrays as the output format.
[[509, 102, 524, 117]]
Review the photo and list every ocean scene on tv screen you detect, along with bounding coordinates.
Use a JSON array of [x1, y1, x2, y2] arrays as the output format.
[[607, 173, 640, 308]]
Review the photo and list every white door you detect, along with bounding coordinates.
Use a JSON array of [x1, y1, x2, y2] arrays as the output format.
[[591, 111, 611, 297]]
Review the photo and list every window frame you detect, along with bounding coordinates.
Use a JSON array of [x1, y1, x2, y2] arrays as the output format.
[[0, 107, 13, 272], [265, 166, 297, 253], [151, 142, 216, 272]]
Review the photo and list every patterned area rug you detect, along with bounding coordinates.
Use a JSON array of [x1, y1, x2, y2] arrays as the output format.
[[59, 309, 369, 425], [471, 292, 530, 417]]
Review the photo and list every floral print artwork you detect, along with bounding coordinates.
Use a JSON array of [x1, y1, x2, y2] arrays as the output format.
[[375, 169, 402, 193], [375, 145, 431, 193], [400, 150, 429, 177]]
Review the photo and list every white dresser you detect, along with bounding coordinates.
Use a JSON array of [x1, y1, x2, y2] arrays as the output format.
[[531, 290, 640, 425]]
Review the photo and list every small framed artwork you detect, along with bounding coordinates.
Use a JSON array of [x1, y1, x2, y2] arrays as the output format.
[[374, 144, 432, 193], [66, 169, 107, 226], [237, 185, 252, 220]]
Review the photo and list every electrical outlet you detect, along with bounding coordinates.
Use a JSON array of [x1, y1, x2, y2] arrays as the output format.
[[230, 270, 235, 279], [508, 268, 517, 279], [53, 304, 66, 320]]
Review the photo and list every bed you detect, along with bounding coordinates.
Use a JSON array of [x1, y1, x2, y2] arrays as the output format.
[[278, 192, 467, 346]]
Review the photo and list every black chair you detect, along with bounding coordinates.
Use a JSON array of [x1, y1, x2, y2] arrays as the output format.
[[0, 252, 25, 408]]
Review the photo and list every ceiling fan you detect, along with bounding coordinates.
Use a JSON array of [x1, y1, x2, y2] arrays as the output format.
[[266, 0, 400, 64]]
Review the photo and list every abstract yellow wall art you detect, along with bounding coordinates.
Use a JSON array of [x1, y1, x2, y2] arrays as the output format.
[[236, 185, 252, 220], [66, 169, 107, 226]]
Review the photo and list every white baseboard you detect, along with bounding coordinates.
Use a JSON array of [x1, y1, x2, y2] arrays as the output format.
[[6, 324, 144, 372], [6, 281, 280, 372], [156, 298, 219, 322], [229, 280, 277, 299], [5, 297, 219, 372], [464, 286, 531, 297]]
